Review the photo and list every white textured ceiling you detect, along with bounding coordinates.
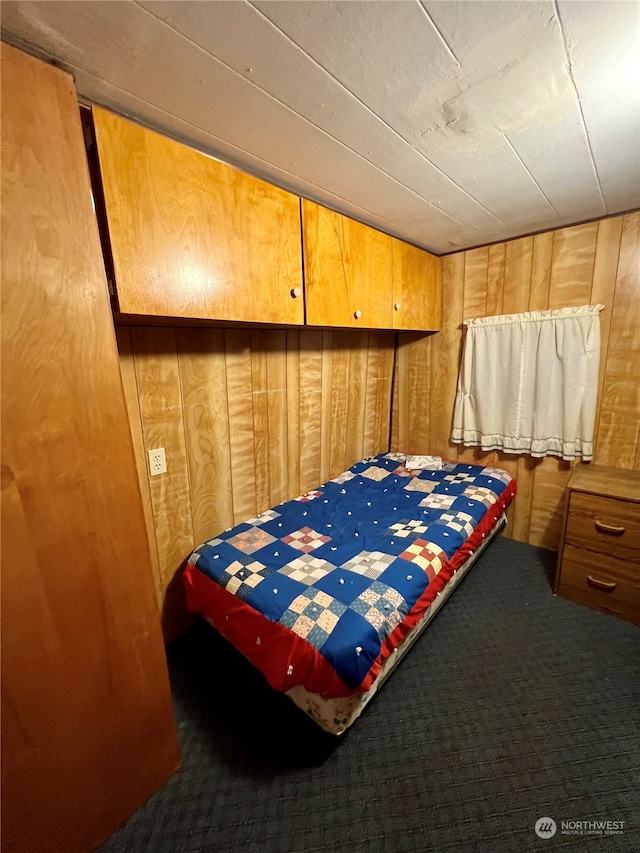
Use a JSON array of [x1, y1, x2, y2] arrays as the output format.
[[2, 0, 639, 253]]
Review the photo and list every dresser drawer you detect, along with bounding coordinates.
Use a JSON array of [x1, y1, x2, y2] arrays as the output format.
[[557, 544, 640, 624], [565, 492, 640, 562]]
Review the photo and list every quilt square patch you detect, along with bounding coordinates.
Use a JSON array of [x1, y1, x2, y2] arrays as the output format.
[[419, 493, 456, 510], [392, 464, 417, 478], [188, 537, 224, 565], [278, 554, 335, 584], [463, 485, 498, 507], [332, 470, 356, 484], [444, 472, 476, 484], [245, 509, 281, 526], [221, 559, 272, 600], [480, 466, 512, 485], [399, 540, 445, 581], [295, 490, 323, 502], [436, 510, 475, 539], [226, 527, 277, 554], [387, 519, 429, 538], [360, 465, 391, 482], [281, 526, 331, 553], [404, 478, 437, 494], [341, 550, 395, 579], [349, 580, 407, 640], [280, 589, 347, 649]]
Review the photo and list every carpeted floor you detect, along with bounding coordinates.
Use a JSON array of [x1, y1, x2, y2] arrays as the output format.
[[99, 537, 639, 852]]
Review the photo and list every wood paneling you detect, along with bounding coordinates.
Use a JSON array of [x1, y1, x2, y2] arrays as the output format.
[[529, 232, 554, 311], [595, 212, 640, 469], [302, 199, 392, 328], [116, 327, 161, 602], [118, 325, 395, 631], [298, 330, 324, 492], [176, 327, 233, 544], [131, 328, 195, 587], [547, 222, 598, 309], [425, 252, 465, 462], [394, 332, 433, 456], [391, 212, 640, 550], [1, 44, 178, 853], [225, 330, 259, 522], [266, 331, 289, 506], [93, 107, 303, 325]]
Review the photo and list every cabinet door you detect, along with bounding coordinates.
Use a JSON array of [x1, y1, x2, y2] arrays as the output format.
[[391, 237, 441, 330], [1, 44, 178, 853], [93, 108, 303, 324], [302, 200, 392, 328]]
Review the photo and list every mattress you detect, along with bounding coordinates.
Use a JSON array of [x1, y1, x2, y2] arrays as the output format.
[[183, 452, 516, 731]]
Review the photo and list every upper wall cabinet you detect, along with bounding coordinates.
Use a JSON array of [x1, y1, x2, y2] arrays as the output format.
[[302, 200, 392, 328], [302, 199, 441, 331], [391, 237, 441, 331], [92, 108, 304, 324]]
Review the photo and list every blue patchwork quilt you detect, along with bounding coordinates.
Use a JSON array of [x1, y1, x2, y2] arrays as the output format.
[[184, 453, 515, 698]]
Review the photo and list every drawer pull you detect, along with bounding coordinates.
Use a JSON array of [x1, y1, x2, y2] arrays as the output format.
[[594, 519, 625, 536], [587, 575, 617, 592]]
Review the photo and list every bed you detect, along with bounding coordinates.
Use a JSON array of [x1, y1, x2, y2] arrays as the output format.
[[183, 452, 516, 734]]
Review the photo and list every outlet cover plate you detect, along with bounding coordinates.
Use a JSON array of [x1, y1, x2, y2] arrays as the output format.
[[148, 447, 167, 476]]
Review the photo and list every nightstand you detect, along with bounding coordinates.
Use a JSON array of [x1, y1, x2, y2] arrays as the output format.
[[555, 465, 640, 625]]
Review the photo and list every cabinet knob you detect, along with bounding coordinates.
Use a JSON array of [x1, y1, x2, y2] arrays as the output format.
[[394, 303, 401, 311], [290, 287, 301, 298], [354, 310, 362, 320]]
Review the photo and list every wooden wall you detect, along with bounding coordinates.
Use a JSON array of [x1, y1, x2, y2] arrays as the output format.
[[117, 326, 395, 638], [392, 211, 640, 551]]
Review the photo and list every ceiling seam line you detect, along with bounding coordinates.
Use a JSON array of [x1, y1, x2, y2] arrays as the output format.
[[131, 0, 483, 231], [417, 1, 462, 67], [553, 0, 607, 212], [242, 0, 507, 225], [502, 134, 562, 219]]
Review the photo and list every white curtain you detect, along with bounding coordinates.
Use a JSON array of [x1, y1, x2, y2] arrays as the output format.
[[451, 305, 603, 461]]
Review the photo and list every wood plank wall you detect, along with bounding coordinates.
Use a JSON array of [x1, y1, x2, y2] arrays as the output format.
[[117, 326, 395, 639], [392, 211, 640, 551]]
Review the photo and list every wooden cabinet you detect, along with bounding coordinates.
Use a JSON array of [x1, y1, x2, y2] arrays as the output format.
[[302, 199, 441, 331], [92, 107, 304, 325], [555, 465, 640, 624], [302, 199, 392, 328], [1, 44, 179, 853], [391, 237, 441, 331], [92, 108, 441, 332]]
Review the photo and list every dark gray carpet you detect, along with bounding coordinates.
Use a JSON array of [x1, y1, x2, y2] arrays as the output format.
[[99, 538, 640, 852]]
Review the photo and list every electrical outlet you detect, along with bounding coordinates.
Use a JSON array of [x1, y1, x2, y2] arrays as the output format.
[[148, 447, 167, 476]]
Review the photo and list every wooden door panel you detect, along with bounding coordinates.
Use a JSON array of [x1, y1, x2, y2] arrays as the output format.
[[391, 238, 441, 330], [302, 200, 392, 328], [93, 107, 303, 324]]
